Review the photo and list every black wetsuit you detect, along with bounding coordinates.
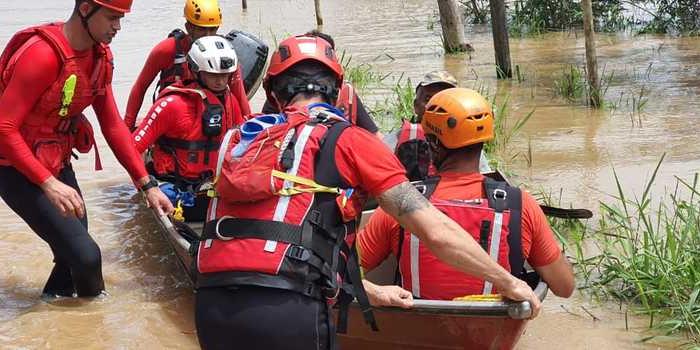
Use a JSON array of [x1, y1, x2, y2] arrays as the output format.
[[0, 165, 104, 297], [195, 285, 333, 350], [262, 97, 379, 134]]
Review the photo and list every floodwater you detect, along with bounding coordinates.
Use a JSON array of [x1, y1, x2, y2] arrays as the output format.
[[0, 0, 697, 348]]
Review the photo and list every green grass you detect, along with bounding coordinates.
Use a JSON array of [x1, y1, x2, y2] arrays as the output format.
[[370, 76, 416, 129], [339, 51, 390, 94], [567, 155, 700, 346], [484, 95, 535, 170]]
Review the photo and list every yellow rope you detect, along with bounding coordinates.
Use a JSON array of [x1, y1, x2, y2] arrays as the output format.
[[272, 170, 341, 196], [452, 294, 503, 302]]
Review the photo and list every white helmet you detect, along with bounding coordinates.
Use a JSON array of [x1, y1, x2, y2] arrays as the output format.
[[188, 36, 238, 74]]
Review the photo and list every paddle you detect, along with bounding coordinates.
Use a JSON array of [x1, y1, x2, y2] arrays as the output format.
[[539, 205, 593, 219]]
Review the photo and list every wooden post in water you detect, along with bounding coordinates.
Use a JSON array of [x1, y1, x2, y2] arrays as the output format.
[[437, 0, 468, 53], [581, 0, 601, 107], [242, 0, 247, 10], [488, 0, 512, 78], [314, 0, 324, 26]]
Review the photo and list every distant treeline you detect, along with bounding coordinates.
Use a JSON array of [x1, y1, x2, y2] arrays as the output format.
[[460, 0, 700, 35]]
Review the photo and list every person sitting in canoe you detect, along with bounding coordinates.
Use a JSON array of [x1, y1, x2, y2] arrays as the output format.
[[123, 0, 251, 131], [386, 70, 492, 181], [192, 34, 541, 350], [132, 35, 246, 222], [260, 30, 383, 138], [358, 87, 575, 301]]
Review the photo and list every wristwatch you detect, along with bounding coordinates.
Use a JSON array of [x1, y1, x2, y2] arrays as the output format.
[[139, 175, 159, 193]]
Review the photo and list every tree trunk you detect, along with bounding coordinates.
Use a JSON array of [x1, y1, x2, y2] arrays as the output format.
[[437, 0, 468, 53], [314, 0, 324, 26], [582, 0, 601, 107], [489, 0, 512, 78], [242, 0, 247, 10]]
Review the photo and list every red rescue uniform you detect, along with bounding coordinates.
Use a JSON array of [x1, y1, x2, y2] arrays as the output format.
[[124, 34, 251, 130], [133, 82, 245, 182], [358, 172, 562, 300], [0, 22, 150, 297], [194, 104, 406, 349], [0, 23, 147, 184]]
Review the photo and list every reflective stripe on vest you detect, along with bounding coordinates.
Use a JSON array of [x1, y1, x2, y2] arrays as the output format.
[[273, 124, 315, 222], [483, 210, 505, 295], [409, 233, 421, 298], [409, 122, 418, 140]]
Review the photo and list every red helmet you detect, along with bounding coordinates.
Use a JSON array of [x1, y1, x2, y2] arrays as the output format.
[[93, 0, 133, 13], [263, 35, 343, 103]]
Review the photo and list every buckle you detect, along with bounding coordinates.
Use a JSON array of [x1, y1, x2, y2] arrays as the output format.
[[307, 210, 322, 225], [215, 216, 236, 241], [493, 189, 507, 201], [286, 245, 311, 262], [414, 184, 428, 195], [323, 286, 340, 300]]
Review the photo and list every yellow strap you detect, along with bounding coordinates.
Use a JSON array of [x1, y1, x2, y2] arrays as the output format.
[[272, 170, 341, 196], [59, 74, 77, 118], [452, 294, 503, 302], [172, 201, 185, 222]]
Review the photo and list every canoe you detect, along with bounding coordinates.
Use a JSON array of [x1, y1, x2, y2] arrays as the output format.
[[150, 198, 547, 350]]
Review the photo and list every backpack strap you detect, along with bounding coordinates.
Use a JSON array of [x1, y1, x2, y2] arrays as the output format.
[[484, 177, 525, 283], [394, 175, 441, 286]]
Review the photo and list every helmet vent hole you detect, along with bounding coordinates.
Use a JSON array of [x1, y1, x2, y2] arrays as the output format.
[[447, 117, 457, 128], [477, 126, 484, 131], [215, 41, 225, 49], [279, 46, 290, 61]]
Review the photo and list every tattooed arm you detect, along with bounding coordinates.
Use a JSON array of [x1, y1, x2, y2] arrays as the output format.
[[376, 182, 541, 318]]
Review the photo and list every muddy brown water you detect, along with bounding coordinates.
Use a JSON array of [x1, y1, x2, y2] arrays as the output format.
[[1, 0, 697, 348]]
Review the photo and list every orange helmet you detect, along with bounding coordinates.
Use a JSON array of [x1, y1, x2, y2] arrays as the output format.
[[263, 35, 343, 102], [421, 88, 494, 149], [184, 0, 222, 28], [93, 0, 133, 13]]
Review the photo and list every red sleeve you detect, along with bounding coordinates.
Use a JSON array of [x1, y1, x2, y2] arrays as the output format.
[[0, 39, 60, 184], [520, 191, 562, 267], [334, 127, 407, 197], [93, 85, 148, 182], [124, 38, 174, 129], [132, 95, 188, 153], [228, 66, 251, 116], [358, 208, 401, 271]]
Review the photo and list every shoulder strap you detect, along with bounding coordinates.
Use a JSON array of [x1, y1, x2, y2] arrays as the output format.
[[314, 120, 351, 186], [168, 28, 188, 63], [483, 177, 524, 279], [394, 175, 441, 285]]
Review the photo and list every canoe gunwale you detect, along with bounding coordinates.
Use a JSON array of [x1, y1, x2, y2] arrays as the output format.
[[360, 281, 547, 319]]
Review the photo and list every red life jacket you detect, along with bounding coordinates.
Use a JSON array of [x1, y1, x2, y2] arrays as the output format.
[[336, 82, 358, 125], [199, 104, 377, 332], [147, 83, 238, 183], [396, 176, 524, 300], [155, 29, 194, 93], [0, 23, 110, 175], [394, 119, 433, 181]]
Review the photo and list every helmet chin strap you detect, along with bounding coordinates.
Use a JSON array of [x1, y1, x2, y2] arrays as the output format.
[[79, 2, 102, 44]]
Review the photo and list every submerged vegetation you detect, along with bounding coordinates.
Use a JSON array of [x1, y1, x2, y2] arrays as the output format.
[[546, 156, 700, 347]]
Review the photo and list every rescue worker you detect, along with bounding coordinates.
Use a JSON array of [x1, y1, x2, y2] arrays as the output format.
[[0, 0, 173, 299], [194, 34, 540, 350], [123, 0, 250, 131], [359, 88, 575, 300], [388, 70, 491, 181], [132, 36, 245, 222], [261, 30, 382, 137]]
